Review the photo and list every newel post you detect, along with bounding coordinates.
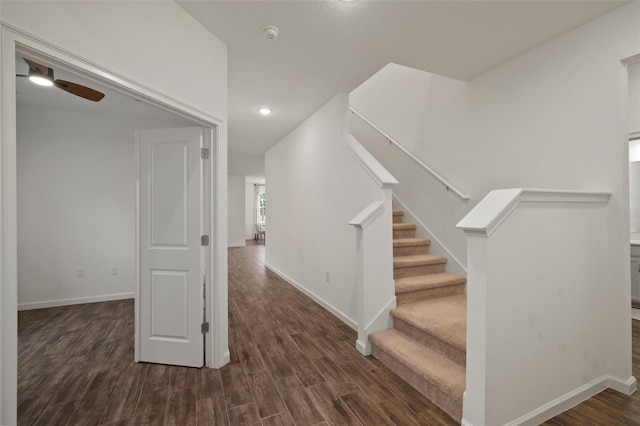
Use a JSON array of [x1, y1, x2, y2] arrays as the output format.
[[349, 192, 396, 355]]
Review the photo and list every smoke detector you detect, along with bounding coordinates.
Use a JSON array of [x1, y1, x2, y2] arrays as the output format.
[[262, 26, 279, 40]]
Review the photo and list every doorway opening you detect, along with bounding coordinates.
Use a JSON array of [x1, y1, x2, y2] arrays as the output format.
[[2, 29, 228, 423]]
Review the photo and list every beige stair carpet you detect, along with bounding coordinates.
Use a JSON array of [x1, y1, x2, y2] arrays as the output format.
[[369, 209, 467, 423]]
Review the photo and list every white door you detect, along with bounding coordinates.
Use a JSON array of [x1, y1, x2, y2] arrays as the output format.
[[137, 127, 205, 367]]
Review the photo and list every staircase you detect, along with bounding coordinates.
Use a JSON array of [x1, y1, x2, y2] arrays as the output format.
[[369, 210, 467, 422]]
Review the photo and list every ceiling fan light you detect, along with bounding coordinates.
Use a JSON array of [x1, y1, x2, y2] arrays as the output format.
[[29, 75, 54, 87], [28, 66, 54, 87]]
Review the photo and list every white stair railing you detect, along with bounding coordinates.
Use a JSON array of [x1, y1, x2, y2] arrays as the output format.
[[456, 188, 631, 425], [350, 107, 469, 201], [342, 133, 397, 355]]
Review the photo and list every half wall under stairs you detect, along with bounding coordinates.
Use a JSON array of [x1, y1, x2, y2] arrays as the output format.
[[369, 209, 467, 422]]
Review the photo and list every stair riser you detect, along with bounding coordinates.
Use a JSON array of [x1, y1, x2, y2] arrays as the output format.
[[394, 263, 446, 279], [393, 229, 416, 239], [392, 216, 404, 224], [372, 345, 462, 422], [393, 318, 466, 367], [396, 284, 465, 305], [393, 245, 430, 257]]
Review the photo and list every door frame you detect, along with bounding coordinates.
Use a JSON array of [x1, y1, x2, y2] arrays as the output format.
[[0, 24, 229, 423]]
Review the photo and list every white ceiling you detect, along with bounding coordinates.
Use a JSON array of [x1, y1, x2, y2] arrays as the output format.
[[177, 0, 627, 157]]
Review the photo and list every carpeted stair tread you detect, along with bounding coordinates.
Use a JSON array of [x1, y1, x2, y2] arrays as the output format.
[[393, 238, 431, 248], [390, 294, 467, 352], [393, 222, 416, 231], [369, 329, 465, 398], [395, 273, 466, 294], [393, 254, 447, 268]]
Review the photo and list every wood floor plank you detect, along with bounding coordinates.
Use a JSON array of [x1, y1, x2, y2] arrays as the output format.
[[164, 387, 197, 426], [246, 370, 288, 418], [340, 390, 395, 426], [275, 375, 325, 425], [313, 356, 360, 396], [287, 350, 325, 387], [339, 360, 395, 403], [197, 395, 229, 425], [220, 363, 254, 409], [261, 412, 296, 426], [196, 368, 224, 400], [100, 362, 147, 424], [378, 398, 425, 426], [226, 402, 262, 426], [306, 381, 362, 426]]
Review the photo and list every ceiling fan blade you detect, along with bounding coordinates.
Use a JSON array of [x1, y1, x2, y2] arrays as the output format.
[[23, 58, 51, 77], [54, 80, 105, 102]]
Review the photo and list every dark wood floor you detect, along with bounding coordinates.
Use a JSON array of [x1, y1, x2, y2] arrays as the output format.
[[16, 241, 640, 425]]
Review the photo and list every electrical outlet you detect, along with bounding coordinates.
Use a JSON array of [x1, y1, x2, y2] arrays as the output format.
[[76, 268, 85, 278], [110, 265, 118, 276], [326, 271, 330, 282]]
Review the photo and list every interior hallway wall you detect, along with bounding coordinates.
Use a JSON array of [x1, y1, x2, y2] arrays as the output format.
[[17, 103, 190, 309]]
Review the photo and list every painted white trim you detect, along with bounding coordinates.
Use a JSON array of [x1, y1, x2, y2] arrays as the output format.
[[18, 293, 134, 311], [341, 133, 398, 189], [228, 244, 247, 248], [457, 188, 611, 237], [393, 195, 467, 276], [211, 122, 229, 369], [349, 107, 469, 201], [462, 375, 637, 426], [1, 22, 223, 127], [608, 375, 637, 394], [356, 296, 396, 356], [349, 201, 385, 229], [265, 262, 357, 330]]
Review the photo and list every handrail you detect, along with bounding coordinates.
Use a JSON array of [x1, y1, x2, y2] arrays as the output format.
[[349, 106, 470, 201], [456, 188, 611, 236]]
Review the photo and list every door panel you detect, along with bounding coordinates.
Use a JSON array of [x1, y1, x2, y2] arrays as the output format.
[[138, 127, 204, 367]]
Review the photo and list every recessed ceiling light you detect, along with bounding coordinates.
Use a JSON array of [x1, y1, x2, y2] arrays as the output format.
[[258, 107, 272, 116]]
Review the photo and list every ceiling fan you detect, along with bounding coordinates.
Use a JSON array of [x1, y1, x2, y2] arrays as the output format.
[[16, 58, 105, 102]]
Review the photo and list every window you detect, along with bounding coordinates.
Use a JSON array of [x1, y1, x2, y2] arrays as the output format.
[[257, 188, 266, 224]]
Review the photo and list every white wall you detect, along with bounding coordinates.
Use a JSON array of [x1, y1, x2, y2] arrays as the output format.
[[228, 174, 246, 247], [629, 63, 640, 135], [229, 151, 265, 176], [266, 93, 387, 326], [0, 2, 228, 421], [351, 3, 640, 271], [16, 103, 191, 308], [1, 1, 227, 121], [349, 63, 471, 274], [351, 3, 640, 424]]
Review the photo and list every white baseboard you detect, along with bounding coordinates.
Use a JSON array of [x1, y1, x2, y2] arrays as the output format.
[[265, 262, 357, 329], [18, 292, 134, 311], [462, 375, 637, 426], [228, 243, 247, 248], [608, 375, 637, 394], [356, 339, 371, 355]]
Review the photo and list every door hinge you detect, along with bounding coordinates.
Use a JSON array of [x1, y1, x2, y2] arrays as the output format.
[[201, 235, 209, 246], [201, 321, 210, 334], [201, 148, 209, 159]]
